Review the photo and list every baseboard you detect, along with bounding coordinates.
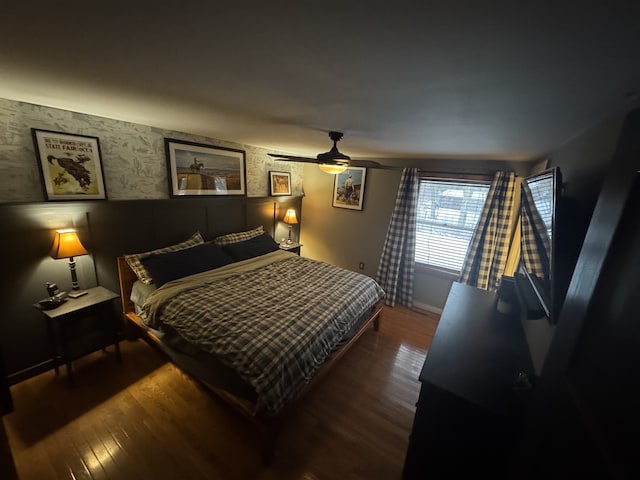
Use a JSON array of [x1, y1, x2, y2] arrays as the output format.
[[7, 360, 55, 386], [412, 301, 443, 315]]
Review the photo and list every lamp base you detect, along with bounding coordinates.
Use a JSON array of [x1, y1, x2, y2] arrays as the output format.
[[68, 290, 88, 299]]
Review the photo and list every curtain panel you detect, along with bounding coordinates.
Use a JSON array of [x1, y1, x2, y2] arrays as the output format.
[[376, 168, 419, 307], [458, 171, 517, 291], [520, 178, 551, 280]]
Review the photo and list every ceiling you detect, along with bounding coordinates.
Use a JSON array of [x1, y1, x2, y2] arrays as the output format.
[[2, 1, 639, 162]]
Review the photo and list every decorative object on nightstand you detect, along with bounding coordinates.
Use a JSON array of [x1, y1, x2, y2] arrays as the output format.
[[283, 208, 298, 244], [50, 228, 89, 298], [36, 282, 68, 310]]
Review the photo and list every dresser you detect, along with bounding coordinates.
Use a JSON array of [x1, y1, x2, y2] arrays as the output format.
[[402, 282, 533, 478]]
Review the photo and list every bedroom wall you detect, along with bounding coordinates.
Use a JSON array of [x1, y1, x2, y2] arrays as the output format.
[[517, 108, 629, 372], [419, 113, 627, 310], [301, 108, 629, 313], [545, 108, 628, 303], [0, 98, 303, 202], [0, 97, 306, 383], [302, 158, 528, 312], [300, 165, 401, 278]]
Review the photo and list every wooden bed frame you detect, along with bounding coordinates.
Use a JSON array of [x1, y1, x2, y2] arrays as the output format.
[[116, 256, 382, 465]]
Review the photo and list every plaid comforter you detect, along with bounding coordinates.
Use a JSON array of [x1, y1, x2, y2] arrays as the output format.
[[141, 250, 385, 417]]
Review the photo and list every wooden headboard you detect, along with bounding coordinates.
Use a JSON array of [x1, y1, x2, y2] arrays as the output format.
[[101, 196, 302, 320], [112, 193, 301, 328], [116, 256, 137, 320]]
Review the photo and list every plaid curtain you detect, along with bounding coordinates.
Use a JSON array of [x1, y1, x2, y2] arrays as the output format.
[[520, 179, 551, 280], [376, 168, 419, 307], [458, 171, 516, 291]]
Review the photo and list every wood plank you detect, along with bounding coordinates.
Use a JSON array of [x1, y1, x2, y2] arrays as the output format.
[[4, 305, 438, 479]]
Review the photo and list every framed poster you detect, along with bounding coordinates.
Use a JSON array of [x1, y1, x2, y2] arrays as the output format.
[[269, 171, 291, 196], [332, 167, 367, 210], [165, 138, 246, 197], [32, 129, 107, 200]]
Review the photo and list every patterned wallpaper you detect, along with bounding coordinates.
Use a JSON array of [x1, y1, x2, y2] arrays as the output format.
[[0, 98, 302, 202]]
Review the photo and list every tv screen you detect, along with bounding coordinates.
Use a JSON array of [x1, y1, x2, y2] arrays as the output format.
[[518, 167, 561, 322]]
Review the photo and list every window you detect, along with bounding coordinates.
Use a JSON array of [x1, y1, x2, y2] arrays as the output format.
[[525, 172, 554, 241], [415, 178, 490, 272]]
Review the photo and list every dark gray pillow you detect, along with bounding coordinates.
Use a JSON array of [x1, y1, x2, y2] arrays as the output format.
[[124, 231, 204, 285], [141, 243, 233, 287], [222, 232, 280, 261]]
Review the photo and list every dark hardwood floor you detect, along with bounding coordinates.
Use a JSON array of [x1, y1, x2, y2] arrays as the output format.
[[3, 305, 438, 480]]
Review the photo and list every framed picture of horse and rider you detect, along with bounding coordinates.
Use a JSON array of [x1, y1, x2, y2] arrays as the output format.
[[32, 128, 108, 201], [332, 167, 367, 211], [164, 138, 246, 197]]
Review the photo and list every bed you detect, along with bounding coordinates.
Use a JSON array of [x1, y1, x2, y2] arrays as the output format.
[[116, 228, 385, 464]]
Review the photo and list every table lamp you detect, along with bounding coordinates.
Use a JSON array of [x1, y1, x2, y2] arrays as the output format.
[[50, 228, 89, 298], [283, 209, 298, 244]]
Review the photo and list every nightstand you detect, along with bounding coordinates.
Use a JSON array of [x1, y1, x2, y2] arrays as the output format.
[[279, 242, 302, 255], [34, 286, 121, 386]]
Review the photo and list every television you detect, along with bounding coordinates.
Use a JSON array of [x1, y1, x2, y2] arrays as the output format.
[[516, 166, 562, 323]]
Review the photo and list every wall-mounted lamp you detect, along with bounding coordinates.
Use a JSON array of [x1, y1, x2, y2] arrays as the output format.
[[283, 209, 298, 244], [50, 228, 89, 298], [318, 163, 347, 174]]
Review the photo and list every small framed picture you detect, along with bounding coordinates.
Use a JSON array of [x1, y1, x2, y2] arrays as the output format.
[[165, 138, 246, 197], [269, 171, 292, 196], [32, 129, 107, 201], [332, 167, 367, 210]]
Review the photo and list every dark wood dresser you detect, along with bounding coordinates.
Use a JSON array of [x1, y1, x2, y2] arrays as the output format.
[[402, 282, 533, 478]]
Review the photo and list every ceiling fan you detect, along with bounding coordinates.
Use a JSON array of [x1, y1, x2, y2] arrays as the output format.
[[268, 131, 400, 173]]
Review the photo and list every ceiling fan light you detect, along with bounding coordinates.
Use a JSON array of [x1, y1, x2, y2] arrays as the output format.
[[318, 164, 348, 174]]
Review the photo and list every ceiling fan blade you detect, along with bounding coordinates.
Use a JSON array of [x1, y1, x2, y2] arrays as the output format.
[[269, 153, 401, 170], [268, 153, 319, 163], [347, 159, 402, 170]]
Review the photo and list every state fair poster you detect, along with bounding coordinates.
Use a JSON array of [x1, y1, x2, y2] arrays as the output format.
[[33, 129, 107, 200]]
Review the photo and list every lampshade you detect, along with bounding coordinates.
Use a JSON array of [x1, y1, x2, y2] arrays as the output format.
[[319, 163, 348, 174], [283, 209, 298, 225], [50, 229, 88, 259]]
